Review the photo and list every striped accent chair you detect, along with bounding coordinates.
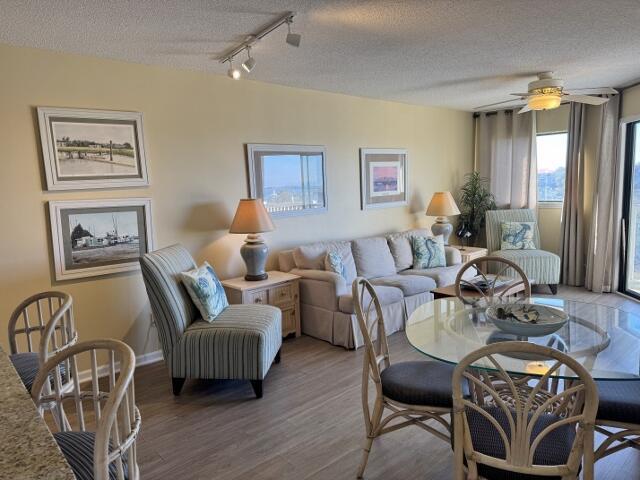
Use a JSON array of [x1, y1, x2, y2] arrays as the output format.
[[139, 244, 282, 398], [485, 209, 560, 294]]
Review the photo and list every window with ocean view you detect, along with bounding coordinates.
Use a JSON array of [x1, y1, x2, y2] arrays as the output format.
[[536, 132, 568, 204]]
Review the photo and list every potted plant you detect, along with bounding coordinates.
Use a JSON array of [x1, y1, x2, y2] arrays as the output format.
[[456, 172, 496, 247]]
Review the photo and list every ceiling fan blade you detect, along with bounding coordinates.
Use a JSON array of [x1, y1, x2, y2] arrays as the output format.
[[563, 94, 609, 105], [474, 98, 524, 110], [518, 105, 532, 114], [510, 92, 533, 97], [564, 87, 618, 95]]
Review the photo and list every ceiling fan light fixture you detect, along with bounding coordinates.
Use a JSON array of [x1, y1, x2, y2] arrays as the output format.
[[527, 93, 562, 111]]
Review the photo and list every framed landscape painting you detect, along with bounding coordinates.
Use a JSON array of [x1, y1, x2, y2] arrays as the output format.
[[37, 107, 150, 190], [360, 148, 408, 209], [49, 198, 153, 281]]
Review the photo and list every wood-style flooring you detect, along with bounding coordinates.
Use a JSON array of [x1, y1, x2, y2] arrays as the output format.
[[134, 286, 640, 479]]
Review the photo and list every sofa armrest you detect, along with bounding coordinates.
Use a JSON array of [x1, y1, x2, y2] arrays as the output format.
[[444, 246, 462, 266], [290, 268, 347, 311]]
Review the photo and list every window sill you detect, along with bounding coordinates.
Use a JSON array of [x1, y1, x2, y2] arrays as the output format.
[[538, 202, 563, 209]]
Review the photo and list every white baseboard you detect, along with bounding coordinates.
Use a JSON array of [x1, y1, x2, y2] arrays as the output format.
[[77, 349, 163, 384]]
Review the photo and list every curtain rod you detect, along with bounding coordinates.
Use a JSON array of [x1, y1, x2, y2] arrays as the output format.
[[472, 110, 515, 118]]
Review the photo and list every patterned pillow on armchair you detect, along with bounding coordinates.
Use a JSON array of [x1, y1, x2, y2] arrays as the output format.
[[501, 222, 537, 250]]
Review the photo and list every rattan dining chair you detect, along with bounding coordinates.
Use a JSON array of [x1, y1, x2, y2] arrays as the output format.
[[31, 339, 141, 480], [452, 341, 598, 480], [454, 256, 531, 306], [353, 277, 458, 479], [593, 381, 640, 462], [8, 291, 78, 393]]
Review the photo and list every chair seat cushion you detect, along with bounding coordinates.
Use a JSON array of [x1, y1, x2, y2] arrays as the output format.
[[173, 304, 282, 380], [490, 249, 560, 285], [596, 380, 640, 425], [462, 406, 576, 480], [54, 431, 127, 480], [10, 352, 39, 392], [337, 285, 403, 314], [370, 274, 436, 296], [380, 360, 458, 407]]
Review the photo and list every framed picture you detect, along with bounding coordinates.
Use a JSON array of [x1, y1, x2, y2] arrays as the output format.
[[360, 148, 408, 209], [247, 144, 328, 217], [49, 198, 153, 281], [37, 107, 150, 190]]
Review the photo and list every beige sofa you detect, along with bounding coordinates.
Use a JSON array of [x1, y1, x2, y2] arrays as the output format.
[[278, 228, 471, 349]]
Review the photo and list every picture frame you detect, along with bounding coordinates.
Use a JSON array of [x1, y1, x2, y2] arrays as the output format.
[[360, 148, 408, 209], [49, 198, 154, 281], [37, 107, 150, 190], [246, 143, 328, 218]]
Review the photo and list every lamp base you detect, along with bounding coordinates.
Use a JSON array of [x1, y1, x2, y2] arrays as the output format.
[[240, 235, 269, 282], [431, 218, 453, 245]]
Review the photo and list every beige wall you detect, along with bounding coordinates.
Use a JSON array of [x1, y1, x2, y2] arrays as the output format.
[[622, 83, 640, 119], [0, 43, 473, 357]]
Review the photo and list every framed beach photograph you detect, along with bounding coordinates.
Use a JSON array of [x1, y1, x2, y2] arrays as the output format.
[[49, 198, 153, 281], [247, 144, 328, 217], [37, 107, 149, 190], [360, 148, 408, 209]]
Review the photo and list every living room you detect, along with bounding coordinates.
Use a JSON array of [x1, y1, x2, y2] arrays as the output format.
[[1, 2, 640, 479]]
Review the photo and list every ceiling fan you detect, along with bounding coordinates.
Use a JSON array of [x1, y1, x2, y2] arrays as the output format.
[[475, 72, 618, 113]]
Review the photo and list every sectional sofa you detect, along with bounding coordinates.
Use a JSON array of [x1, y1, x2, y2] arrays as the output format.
[[278, 228, 472, 349]]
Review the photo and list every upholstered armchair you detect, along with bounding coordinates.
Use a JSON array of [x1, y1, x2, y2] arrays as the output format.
[[139, 244, 282, 398], [485, 209, 560, 294]]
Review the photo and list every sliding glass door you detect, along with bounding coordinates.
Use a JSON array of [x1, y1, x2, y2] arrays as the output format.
[[621, 120, 640, 297]]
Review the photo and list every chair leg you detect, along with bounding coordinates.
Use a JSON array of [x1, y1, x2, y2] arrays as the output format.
[[549, 283, 558, 295], [172, 377, 185, 396], [357, 401, 384, 478], [250, 380, 263, 399], [275, 348, 281, 364]]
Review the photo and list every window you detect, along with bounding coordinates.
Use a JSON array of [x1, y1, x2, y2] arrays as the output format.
[[247, 144, 327, 217], [536, 132, 568, 203]]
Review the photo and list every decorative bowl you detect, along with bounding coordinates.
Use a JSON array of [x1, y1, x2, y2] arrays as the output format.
[[485, 303, 569, 337]]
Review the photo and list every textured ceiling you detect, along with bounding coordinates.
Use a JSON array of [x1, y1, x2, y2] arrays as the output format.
[[2, 0, 640, 111]]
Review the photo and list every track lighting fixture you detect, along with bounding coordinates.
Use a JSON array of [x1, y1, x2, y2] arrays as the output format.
[[286, 19, 301, 48], [242, 47, 255, 73], [219, 11, 300, 80]]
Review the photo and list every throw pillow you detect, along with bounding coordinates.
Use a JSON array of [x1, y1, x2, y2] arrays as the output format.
[[501, 222, 536, 250], [411, 236, 446, 269], [324, 250, 347, 279], [180, 262, 229, 322]]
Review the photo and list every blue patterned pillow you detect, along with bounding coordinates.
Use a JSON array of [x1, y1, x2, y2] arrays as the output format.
[[180, 262, 229, 322], [411, 236, 446, 269], [324, 250, 346, 279], [501, 222, 536, 250]]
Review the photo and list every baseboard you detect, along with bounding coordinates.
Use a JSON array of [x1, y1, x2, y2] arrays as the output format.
[[77, 349, 164, 384]]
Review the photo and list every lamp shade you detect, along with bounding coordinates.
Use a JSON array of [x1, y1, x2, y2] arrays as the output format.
[[229, 199, 275, 234], [426, 191, 460, 217]]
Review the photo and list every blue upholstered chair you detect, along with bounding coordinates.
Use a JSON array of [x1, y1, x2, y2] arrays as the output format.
[[139, 244, 282, 398], [485, 209, 560, 294]]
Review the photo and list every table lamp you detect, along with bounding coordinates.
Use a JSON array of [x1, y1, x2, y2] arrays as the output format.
[[426, 191, 460, 245], [229, 199, 275, 281]]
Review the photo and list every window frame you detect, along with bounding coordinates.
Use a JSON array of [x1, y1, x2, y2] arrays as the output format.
[[246, 143, 328, 218], [536, 130, 568, 208]]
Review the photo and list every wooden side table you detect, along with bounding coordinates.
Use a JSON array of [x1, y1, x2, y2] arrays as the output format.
[[452, 245, 488, 263], [222, 271, 301, 338]]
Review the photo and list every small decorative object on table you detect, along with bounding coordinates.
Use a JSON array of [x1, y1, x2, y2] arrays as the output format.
[[229, 199, 275, 281], [426, 191, 460, 245], [486, 303, 569, 337]]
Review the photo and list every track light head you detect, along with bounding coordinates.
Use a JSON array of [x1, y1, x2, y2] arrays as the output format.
[[227, 61, 241, 80], [242, 48, 256, 73], [286, 20, 301, 47]]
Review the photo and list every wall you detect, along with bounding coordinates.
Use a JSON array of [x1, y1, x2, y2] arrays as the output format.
[[622, 83, 640, 119], [0, 43, 473, 357]]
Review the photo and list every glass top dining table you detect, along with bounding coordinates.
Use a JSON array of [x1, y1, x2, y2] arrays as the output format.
[[405, 297, 640, 381]]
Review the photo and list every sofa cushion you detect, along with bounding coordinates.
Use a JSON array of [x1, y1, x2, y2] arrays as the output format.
[[386, 233, 414, 271], [402, 264, 473, 287], [338, 285, 403, 314], [293, 241, 357, 283], [351, 236, 397, 278], [370, 274, 436, 296]]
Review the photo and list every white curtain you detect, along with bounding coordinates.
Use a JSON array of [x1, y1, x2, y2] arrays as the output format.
[[476, 110, 537, 209], [585, 95, 622, 292]]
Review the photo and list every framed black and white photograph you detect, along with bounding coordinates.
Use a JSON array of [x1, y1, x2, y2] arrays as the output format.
[[247, 144, 328, 217], [37, 107, 150, 190], [49, 198, 153, 280], [360, 148, 408, 209]]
